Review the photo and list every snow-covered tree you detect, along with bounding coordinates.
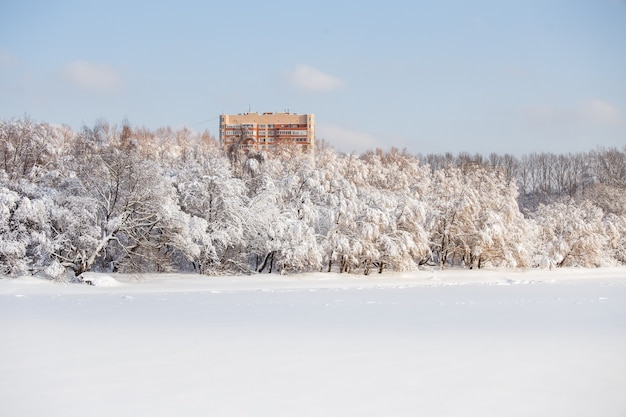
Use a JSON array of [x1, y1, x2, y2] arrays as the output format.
[[394, 193, 432, 266], [359, 190, 423, 273], [532, 200, 608, 268], [322, 174, 363, 273], [604, 213, 626, 265], [0, 119, 63, 181], [427, 167, 479, 268], [0, 185, 30, 275], [175, 157, 251, 274], [425, 166, 530, 269], [3, 116, 626, 277], [249, 146, 324, 273], [0, 179, 63, 277], [51, 146, 178, 275], [463, 168, 530, 268]]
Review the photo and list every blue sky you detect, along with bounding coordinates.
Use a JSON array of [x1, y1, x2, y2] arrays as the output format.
[[1, 0, 625, 155]]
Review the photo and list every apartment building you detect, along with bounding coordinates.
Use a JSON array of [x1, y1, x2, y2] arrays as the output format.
[[219, 111, 315, 152]]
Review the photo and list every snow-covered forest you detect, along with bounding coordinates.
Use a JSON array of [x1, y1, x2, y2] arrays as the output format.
[[1, 117, 625, 278]]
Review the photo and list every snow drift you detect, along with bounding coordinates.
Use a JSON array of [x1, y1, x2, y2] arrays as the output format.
[[1, 268, 625, 417]]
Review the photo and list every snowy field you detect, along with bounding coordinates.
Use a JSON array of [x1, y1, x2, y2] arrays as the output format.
[[1, 268, 626, 417]]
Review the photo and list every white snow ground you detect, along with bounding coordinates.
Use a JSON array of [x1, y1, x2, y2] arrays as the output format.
[[1, 268, 625, 417]]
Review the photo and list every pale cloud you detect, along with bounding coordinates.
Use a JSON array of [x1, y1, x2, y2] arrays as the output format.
[[0, 50, 18, 68], [289, 65, 345, 93], [523, 104, 570, 126], [524, 99, 623, 128], [317, 123, 380, 153], [63, 61, 122, 93], [583, 99, 622, 126]]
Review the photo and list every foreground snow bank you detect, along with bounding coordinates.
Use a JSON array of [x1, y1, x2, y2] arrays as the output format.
[[1, 268, 625, 417], [2, 267, 626, 295], [78, 272, 124, 287]]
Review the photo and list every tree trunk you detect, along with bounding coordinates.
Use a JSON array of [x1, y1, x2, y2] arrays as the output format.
[[74, 233, 114, 276], [258, 251, 275, 273]]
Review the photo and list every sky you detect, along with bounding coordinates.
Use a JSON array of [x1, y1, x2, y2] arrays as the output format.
[[1, 0, 625, 155]]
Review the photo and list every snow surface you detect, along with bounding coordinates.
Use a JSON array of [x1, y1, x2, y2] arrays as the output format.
[[1, 268, 626, 417]]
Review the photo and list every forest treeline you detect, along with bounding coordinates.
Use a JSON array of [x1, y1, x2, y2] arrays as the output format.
[[1, 118, 625, 279]]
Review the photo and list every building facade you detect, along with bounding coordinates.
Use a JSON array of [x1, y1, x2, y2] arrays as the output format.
[[219, 112, 315, 152]]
